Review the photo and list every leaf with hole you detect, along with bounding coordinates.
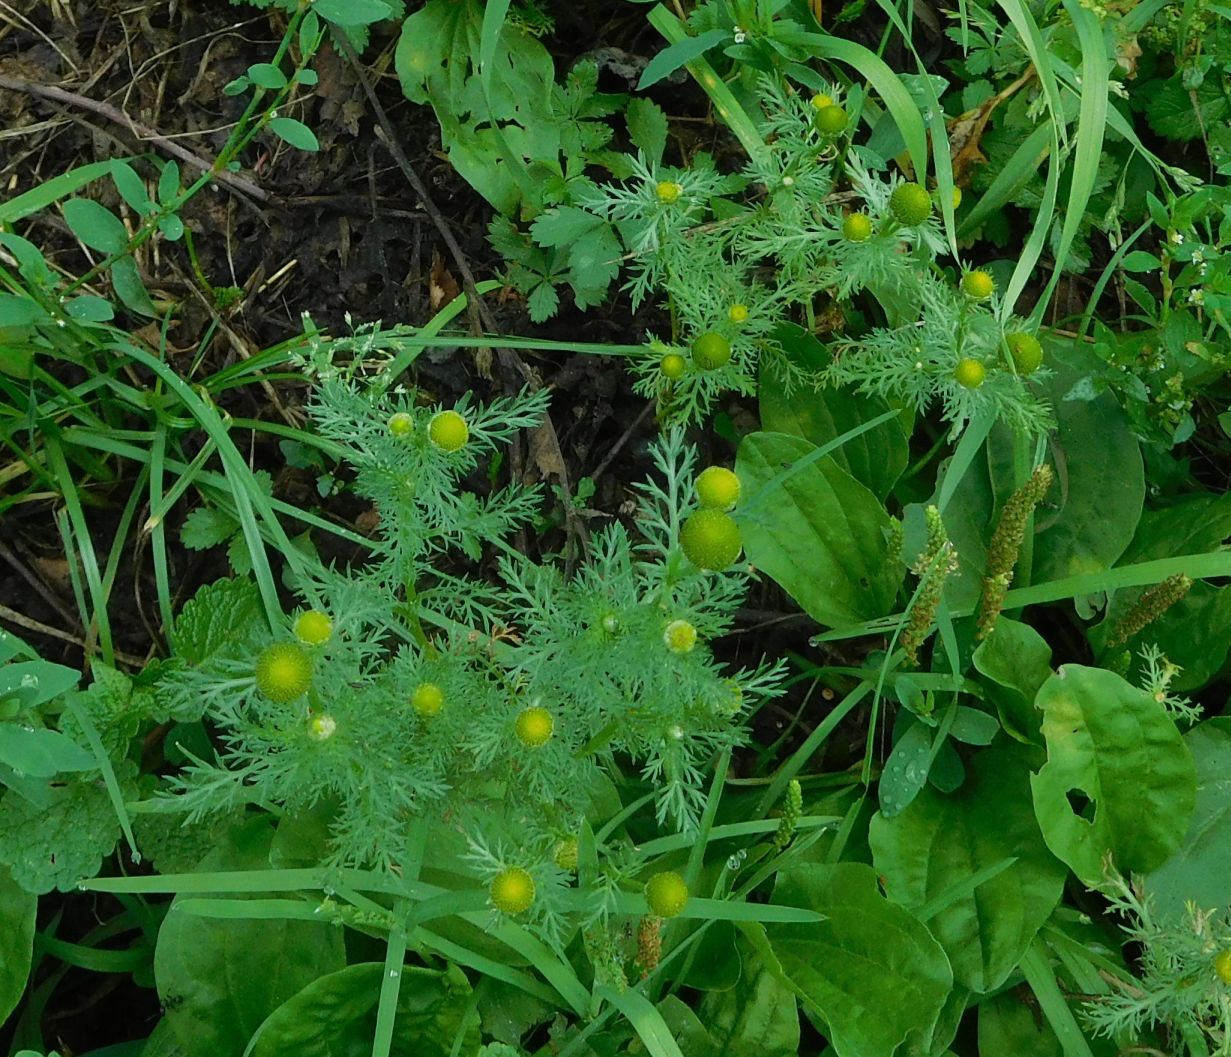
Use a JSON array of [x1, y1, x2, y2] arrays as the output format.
[[1030, 665, 1195, 885]]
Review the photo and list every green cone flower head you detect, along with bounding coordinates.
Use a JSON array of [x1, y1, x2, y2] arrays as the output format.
[[255, 643, 313, 704], [681, 509, 742, 569], [813, 104, 848, 136], [411, 682, 444, 717], [954, 358, 987, 389], [889, 182, 933, 226], [960, 270, 995, 300], [645, 871, 689, 917], [1216, 949, 1231, 984], [842, 213, 873, 242], [388, 412, 414, 437], [691, 332, 731, 370], [515, 705, 554, 747], [1005, 332, 1044, 374], [307, 713, 337, 741], [428, 410, 469, 452], [663, 620, 697, 655], [293, 610, 333, 646], [695, 467, 741, 510], [490, 867, 535, 914], [656, 180, 683, 204], [660, 353, 687, 379]]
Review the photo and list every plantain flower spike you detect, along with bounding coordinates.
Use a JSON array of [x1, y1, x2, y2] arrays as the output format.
[[902, 506, 959, 665], [1107, 573, 1193, 647], [977, 464, 1053, 639]]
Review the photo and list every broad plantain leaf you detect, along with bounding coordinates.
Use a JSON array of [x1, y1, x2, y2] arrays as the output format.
[[764, 863, 952, 1057], [870, 745, 1066, 992], [1032, 344, 1144, 582], [250, 961, 480, 1057], [759, 327, 909, 501], [1146, 718, 1231, 924], [155, 818, 346, 1057], [737, 432, 902, 628], [1030, 665, 1195, 885], [972, 617, 1053, 743]]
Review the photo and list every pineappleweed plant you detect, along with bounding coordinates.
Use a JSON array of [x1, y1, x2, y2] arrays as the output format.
[[149, 333, 785, 940]]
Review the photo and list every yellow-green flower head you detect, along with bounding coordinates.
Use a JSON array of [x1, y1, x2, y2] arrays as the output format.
[[255, 643, 312, 704], [388, 411, 414, 437], [954, 358, 987, 389], [695, 467, 741, 510], [809, 92, 835, 111], [842, 213, 873, 242], [660, 352, 687, 380], [960, 269, 995, 300], [1216, 949, 1231, 984], [307, 713, 337, 741], [645, 871, 689, 917], [680, 509, 743, 570], [490, 866, 535, 914], [888, 182, 933, 226], [428, 409, 469, 452], [812, 103, 848, 136], [720, 679, 744, 715], [515, 705, 554, 747], [727, 303, 749, 324], [1005, 332, 1044, 374], [663, 619, 698, 655], [411, 681, 444, 717], [691, 332, 731, 370], [293, 610, 333, 647], [655, 180, 683, 204]]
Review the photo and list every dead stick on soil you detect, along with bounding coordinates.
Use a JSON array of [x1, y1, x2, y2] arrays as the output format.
[[0, 602, 146, 668], [0, 75, 269, 203]]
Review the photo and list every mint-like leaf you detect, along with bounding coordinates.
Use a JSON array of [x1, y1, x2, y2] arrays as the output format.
[[530, 207, 604, 249], [173, 578, 264, 665], [0, 779, 120, 893], [626, 98, 668, 166], [527, 282, 561, 322], [181, 506, 239, 550]]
